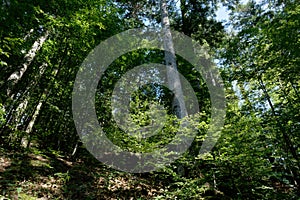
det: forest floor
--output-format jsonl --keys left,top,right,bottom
{"left": 1, "top": 147, "right": 297, "bottom": 199}
{"left": 0, "top": 147, "right": 166, "bottom": 200}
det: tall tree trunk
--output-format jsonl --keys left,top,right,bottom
{"left": 20, "top": 68, "right": 58, "bottom": 148}
{"left": 160, "top": 0, "right": 187, "bottom": 119}
{"left": 257, "top": 75, "right": 299, "bottom": 187}
{"left": 180, "top": 0, "right": 189, "bottom": 36}
{"left": 7, "top": 31, "right": 49, "bottom": 98}
{"left": 160, "top": 0, "right": 188, "bottom": 176}
{"left": 21, "top": 93, "right": 45, "bottom": 148}
{"left": 258, "top": 76, "right": 298, "bottom": 162}
{"left": 10, "top": 63, "right": 48, "bottom": 130}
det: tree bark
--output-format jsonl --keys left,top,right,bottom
{"left": 9, "top": 63, "right": 48, "bottom": 130}
{"left": 7, "top": 31, "right": 49, "bottom": 98}
{"left": 160, "top": 0, "right": 188, "bottom": 176}
{"left": 20, "top": 68, "right": 58, "bottom": 148}
{"left": 160, "top": 0, "right": 187, "bottom": 119}
{"left": 180, "top": 0, "right": 189, "bottom": 36}
{"left": 21, "top": 94, "right": 44, "bottom": 148}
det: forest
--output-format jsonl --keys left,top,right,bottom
{"left": 0, "top": 0, "right": 299, "bottom": 199}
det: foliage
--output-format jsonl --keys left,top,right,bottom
{"left": 0, "top": 0, "right": 299, "bottom": 199}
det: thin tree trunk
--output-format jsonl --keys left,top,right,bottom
{"left": 23, "top": 28, "right": 34, "bottom": 41}
{"left": 21, "top": 94, "right": 45, "bottom": 148}
{"left": 180, "top": 0, "right": 189, "bottom": 36}
{"left": 258, "top": 76, "right": 298, "bottom": 162}
{"left": 71, "top": 142, "right": 79, "bottom": 157}
{"left": 10, "top": 63, "right": 48, "bottom": 130}
{"left": 21, "top": 68, "right": 58, "bottom": 148}
{"left": 257, "top": 75, "right": 299, "bottom": 187}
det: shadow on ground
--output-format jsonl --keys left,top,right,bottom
{"left": 0, "top": 147, "right": 163, "bottom": 199}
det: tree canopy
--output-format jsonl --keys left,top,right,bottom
{"left": 0, "top": 0, "right": 299, "bottom": 199}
